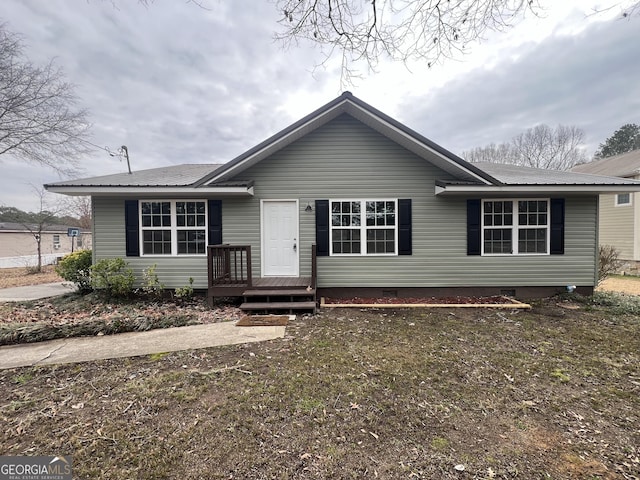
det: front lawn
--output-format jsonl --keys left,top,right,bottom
{"left": 1, "top": 296, "right": 639, "bottom": 478}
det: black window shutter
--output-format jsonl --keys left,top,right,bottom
{"left": 208, "top": 199, "right": 223, "bottom": 245}
{"left": 315, "top": 200, "right": 329, "bottom": 257}
{"left": 550, "top": 198, "right": 565, "bottom": 255}
{"left": 398, "top": 199, "right": 412, "bottom": 255}
{"left": 467, "top": 199, "right": 481, "bottom": 256}
{"left": 124, "top": 200, "right": 139, "bottom": 257}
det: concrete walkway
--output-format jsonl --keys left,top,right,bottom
{"left": 0, "top": 322, "right": 286, "bottom": 370}
{"left": 0, "top": 282, "right": 77, "bottom": 302}
{"left": 0, "top": 282, "right": 287, "bottom": 369}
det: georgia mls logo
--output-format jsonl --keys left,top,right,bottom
{"left": 0, "top": 455, "right": 72, "bottom": 480}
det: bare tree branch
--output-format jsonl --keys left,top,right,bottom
{"left": 275, "top": 1, "right": 640, "bottom": 87}
{"left": 463, "top": 124, "right": 587, "bottom": 170}
{"left": 13, "top": 186, "right": 67, "bottom": 272}
{"left": 0, "top": 23, "right": 91, "bottom": 176}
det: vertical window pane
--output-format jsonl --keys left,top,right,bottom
{"left": 518, "top": 228, "right": 547, "bottom": 253}
{"left": 484, "top": 229, "right": 512, "bottom": 254}
{"left": 142, "top": 229, "right": 171, "bottom": 255}
{"left": 332, "top": 228, "right": 360, "bottom": 254}
{"left": 366, "top": 228, "right": 395, "bottom": 254}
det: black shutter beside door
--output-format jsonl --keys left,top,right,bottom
{"left": 315, "top": 200, "right": 329, "bottom": 257}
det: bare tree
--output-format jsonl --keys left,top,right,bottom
{"left": 0, "top": 23, "right": 91, "bottom": 175}
{"left": 512, "top": 124, "right": 587, "bottom": 170}
{"left": 275, "top": 1, "right": 640, "bottom": 84}
{"left": 14, "top": 187, "right": 66, "bottom": 273}
{"left": 62, "top": 196, "right": 92, "bottom": 230}
{"left": 463, "top": 124, "right": 587, "bottom": 171}
{"left": 463, "top": 142, "right": 514, "bottom": 164}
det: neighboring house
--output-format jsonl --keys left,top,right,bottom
{"left": 0, "top": 223, "right": 92, "bottom": 269}
{"left": 572, "top": 149, "right": 640, "bottom": 272}
{"left": 45, "top": 92, "right": 640, "bottom": 307}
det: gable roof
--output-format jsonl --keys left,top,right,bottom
{"left": 44, "top": 93, "right": 640, "bottom": 197}
{"left": 571, "top": 150, "right": 640, "bottom": 178}
{"left": 196, "top": 91, "right": 499, "bottom": 187}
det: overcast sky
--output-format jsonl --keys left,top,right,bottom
{"left": 2, "top": 0, "right": 639, "bottom": 212}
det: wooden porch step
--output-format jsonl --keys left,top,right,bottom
{"left": 240, "top": 301, "right": 317, "bottom": 311}
{"left": 243, "top": 289, "right": 315, "bottom": 297}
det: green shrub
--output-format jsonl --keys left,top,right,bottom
{"left": 175, "top": 277, "right": 194, "bottom": 300}
{"left": 141, "top": 264, "right": 164, "bottom": 297}
{"left": 90, "top": 258, "right": 135, "bottom": 297}
{"left": 55, "top": 250, "right": 93, "bottom": 293}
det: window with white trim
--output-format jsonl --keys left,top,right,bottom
{"left": 140, "top": 200, "right": 207, "bottom": 256}
{"left": 330, "top": 200, "right": 397, "bottom": 255}
{"left": 616, "top": 193, "right": 631, "bottom": 206}
{"left": 53, "top": 234, "right": 60, "bottom": 249}
{"left": 482, "top": 199, "right": 549, "bottom": 255}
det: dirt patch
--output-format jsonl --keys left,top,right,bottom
{"left": 0, "top": 265, "right": 62, "bottom": 289}
{"left": 598, "top": 275, "right": 640, "bottom": 295}
{"left": 1, "top": 303, "right": 638, "bottom": 478}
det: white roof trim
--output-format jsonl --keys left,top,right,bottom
{"left": 204, "top": 96, "right": 494, "bottom": 186}
{"left": 343, "top": 102, "right": 492, "bottom": 185}
{"left": 204, "top": 100, "right": 348, "bottom": 184}
{"left": 46, "top": 186, "right": 254, "bottom": 196}
{"left": 435, "top": 185, "right": 640, "bottom": 195}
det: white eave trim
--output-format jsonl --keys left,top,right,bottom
{"left": 344, "top": 103, "right": 493, "bottom": 185}
{"left": 204, "top": 97, "right": 494, "bottom": 186}
{"left": 435, "top": 184, "right": 640, "bottom": 195}
{"left": 204, "top": 101, "right": 348, "bottom": 184}
{"left": 45, "top": 186, "right": 254, "bottom": 196}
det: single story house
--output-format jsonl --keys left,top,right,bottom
{"left": 45, "top": 93, "right": 640, "bottom": 308}
{"left": 0, "top": 222, "right": 91, "bottom": 269}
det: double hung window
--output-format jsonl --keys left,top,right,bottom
{"left": 140, "top": 200, "right": 207, "bottom": 256}
{"left": 330, "top": 200, "right": 397, "bottom": 255}
{"left": 482, "top": 199, "right": 549, "bottom": 255}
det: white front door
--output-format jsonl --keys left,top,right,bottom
{"left": 262, "top": 200, "right": 299, "bottom": 277}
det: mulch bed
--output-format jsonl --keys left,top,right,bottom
{"left": 323, "top": 295, "right": 517, "bottom": 305}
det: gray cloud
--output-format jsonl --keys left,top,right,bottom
{"left": 400, "top": 17, "right": 640, "bottom": 155}
{"left": 1, "top": 1, "right": 639, "bottom": 212}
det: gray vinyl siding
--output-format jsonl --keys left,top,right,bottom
{"left": 92, "top": 197, "right": 208, "bottom": 288}
{"left": 599, "top": 193, "right": 635, "bottom": 260}
{"left": 229, "top": 114, "right": 598, "bottom": 288}
{"left": 92, "top": 114, "right": 599, "bottom": 289}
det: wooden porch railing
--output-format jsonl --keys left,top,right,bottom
{"left": 207, "top": 245, "right": 252, "bottom": 288}
{"left": 311, "top": 243, "right": 317, "bottom": 290}
{"left": 208, "top": 243, "right": 318, "bottom": 290}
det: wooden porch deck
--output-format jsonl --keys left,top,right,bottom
{"left": 207, "top": 244, "right": 317, "bottom": 313}
{"left": 252, "top": 277, "right": 312, "bottom": 289}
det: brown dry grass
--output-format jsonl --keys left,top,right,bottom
{"left": 1, "top": 302, "right": 638, "bottom": 479}
{"left": 598, "top": 274, "right": 640, "bottom": 295}
{"left": 0, "top": 266, "right": 62, "bottom": 289}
